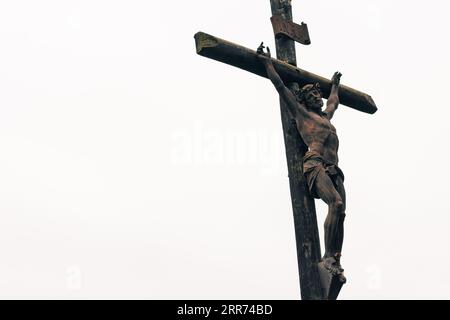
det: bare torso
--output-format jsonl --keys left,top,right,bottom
{"left": 295, "top": 110, "right": 339, "bottom": 165}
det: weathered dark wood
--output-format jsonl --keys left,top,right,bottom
{"left": 318, "top": 261, "right": 345, "bottom": 300}
{"left": 269, "top": 0, "right": 323, "bottom": 301}
{"left": 194, "top": 31, "right": 377, "bottom": 114}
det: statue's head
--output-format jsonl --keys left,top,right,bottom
{"left": 294, "top": 83, "right": 324, "bottom": 112}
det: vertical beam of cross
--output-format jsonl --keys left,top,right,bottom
{"left": 269, "top": 0, "right": 324, "bottom": 300}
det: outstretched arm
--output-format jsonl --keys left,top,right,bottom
{"left": 256, "top": 43, "right": 309, "bottom": 119}
{"left": 324, "top": 71, "right": 342, "bottom": 119}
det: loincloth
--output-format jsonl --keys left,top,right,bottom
{"left": 302, "top": 150, "right": 345, "bottom": 199}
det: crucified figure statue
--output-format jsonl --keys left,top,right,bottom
{"left": 257, "top": 43, "right": 346, "bottom": 279}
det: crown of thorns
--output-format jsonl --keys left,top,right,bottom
{"left": 296, "top": 83, "right": 322, "bottom": 101}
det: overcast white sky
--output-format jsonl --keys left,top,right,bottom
{"left": 0, "top": 0, "right": 449, "bottom": 299}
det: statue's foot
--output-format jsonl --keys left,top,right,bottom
{"left": 322, "top": 253, "right": 345, "bottom": 279}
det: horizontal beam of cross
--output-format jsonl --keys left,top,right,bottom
{"left": 194, "top": 32, "right": 377, "bottom": 114}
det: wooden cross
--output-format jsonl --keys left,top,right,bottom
{"left": 194, "top": 0, "right": 377, "bottom": 300}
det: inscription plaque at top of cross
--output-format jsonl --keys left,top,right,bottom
{"left": 194, "top": 0, "right": 377, "bottom": 300}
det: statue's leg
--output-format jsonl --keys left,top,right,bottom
{"left": 333, "top": 176, "right": 346, "bottom": 255}
{"left": 312, "top": 170, "right": 344, "bottom": 259}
